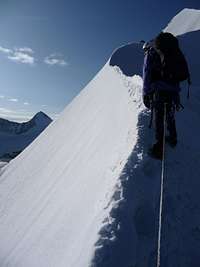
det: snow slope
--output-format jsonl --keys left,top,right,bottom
{"left": 0, "top": 111, "right": 52, "bottom": 160}
{"left": 0, "top": 63, "right": 144, "bottom": 267}
{"left": 164, "top": 8, "right": 200, "bottom": 36}
{"left": 0, "top": 8, "right": 200, "bottom": 267}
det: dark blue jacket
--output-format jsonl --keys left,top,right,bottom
{"left": 143, "top": 48, "right": 181, "bottom": 96}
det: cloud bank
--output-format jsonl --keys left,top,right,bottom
{"left": 0, "top": 107, "right": 33, "bottom": 122}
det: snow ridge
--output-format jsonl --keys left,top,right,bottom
{"left": 92, "top": 8, "right": 200, "bottom": 267}
{"left": 0, "top": 63, "right": 143, "bottom": 267}
{"left": 0, "top": 8, "right": 200, "bottom": 267}
{"left": 164, "top": 8, "right": 200, "bottom": 36}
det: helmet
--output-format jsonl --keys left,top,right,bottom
{"left": 142, "top": 42, "right": 150, "bottom": 51}
{"left": 142, "top": 40, "right": 155, "bottom": 52}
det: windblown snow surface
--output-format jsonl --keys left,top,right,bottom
{"left": 0, "top": 8, "right": 200, "bottom": 267}
{"left": 165, "top": 8, "right": 200, "bottom": 36}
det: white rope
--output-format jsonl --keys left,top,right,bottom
{"left": 156, "top": 103, "right": 167, "bottom": 267}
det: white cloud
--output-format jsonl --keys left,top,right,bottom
{"left": 44, "top": 54, "right": 68, "bottom": 66}
{"left": 0, "top": 45, "right": 35, "bottom": 65}
{"left": 0, "top": 46, "right": 12, "bottom": 54}
{"left": 0, "top": 45, "right": 67, "bottom": 67}
{"left": 0, "top": 95, "right": 5, "bottom": 99}
{"left": 23, "top": 102, "right": 30, "bottom": 105}
{"left": 8, "top": 98, "right": 18, "bottom": 102}
{"left": 17, "top": 47, "right": 34, "bottom": 54}
{"left": 8, "top": 51, "right": 35, "bottom": 65}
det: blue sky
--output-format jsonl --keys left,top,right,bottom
{"left": 0, "top": 0, "right": 199, "bottom": 122}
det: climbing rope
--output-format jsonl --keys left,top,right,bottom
{"left": 156, "top": 103, "right": 167, "bottom": 267}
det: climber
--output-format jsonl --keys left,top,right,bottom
{"left": 142, "top": 32, "right": 190, "bottom": 159}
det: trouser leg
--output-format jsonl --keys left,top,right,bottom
{"left": 166, "top": 105, "right": 177, "bottom": 141}
{"left": 155, "top": 103, "right": 164, "bottom": 144}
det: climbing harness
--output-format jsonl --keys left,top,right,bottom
{"left": 156, "top": 103, "right": 167, "bottom": 267}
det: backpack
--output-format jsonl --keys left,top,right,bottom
{"left": 154, "top": 32, "right": 190, "bottom": 83}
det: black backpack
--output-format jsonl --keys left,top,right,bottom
{"left": 155, "top": 32, "right": 190, "bottom": 83}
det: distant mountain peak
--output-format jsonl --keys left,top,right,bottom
{"left": 0, "top": 111, "right": 52, "bottom": 159}
{"left": 32, "top": 111, "right": 52, "bottom": 123}
{"left": 0, "top": 111, "right": 52, "bottom": 136}
{"left": 36, "top": 111, "right": 46, "bottom": 116}
{"left": 35, "top": 111, "right": 49, "bottom": 117}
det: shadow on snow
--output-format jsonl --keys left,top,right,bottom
{"left": 91, "top": 110, "right": 161, "bottom": 267}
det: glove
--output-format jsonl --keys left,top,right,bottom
{"left": 143, "top": 94, "right": 151, "bottom": 109}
